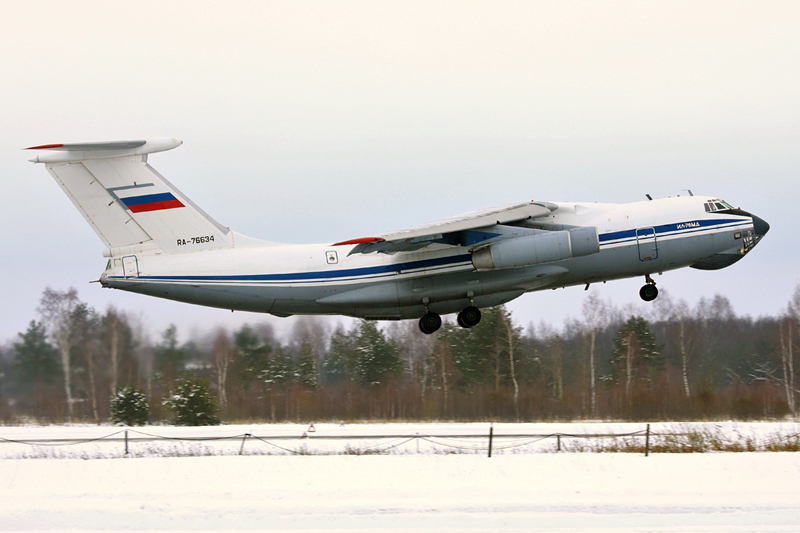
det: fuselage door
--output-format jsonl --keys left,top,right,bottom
{"left": 122, "top": 255, "right": 139, "bottom": 278}
{"left": 636, "top": 228, "right": 658, "bottom": 261}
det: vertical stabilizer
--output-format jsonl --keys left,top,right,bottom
{"left": 27, "top": 138, "right": 233, "bottom": 255}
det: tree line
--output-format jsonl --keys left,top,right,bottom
{"left": 1, "top": 286, "right": 798, "bottom": 424}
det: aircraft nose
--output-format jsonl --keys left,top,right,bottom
{"left": 752, "top": 214, "right": 770, "bottom": 237}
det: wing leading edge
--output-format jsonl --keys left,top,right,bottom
{"left": 335, "top": 201, "right": 558, "bottom": 254}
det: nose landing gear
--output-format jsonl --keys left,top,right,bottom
{"left": 639, "top": 274, "right": 659, "bottom": 302}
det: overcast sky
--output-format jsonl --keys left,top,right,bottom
{"left": 1, "top": 1, "right": 798, "bottom": 344}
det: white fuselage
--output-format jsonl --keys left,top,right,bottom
{"left": 103, "top": 195, "right": 760, "bottom": 320}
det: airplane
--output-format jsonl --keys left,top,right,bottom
{"left": 26, "top": 138, "right": 770, "bottom": 334}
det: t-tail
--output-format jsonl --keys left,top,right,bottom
{"left": 26, "top": 138, "right": 238, "bottom": 257}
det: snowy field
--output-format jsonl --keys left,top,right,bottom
{"left": 2, "top": 421, "right": 800, "bottom": 457}
{"left": 2, "top": 422, "right": 800, "bottom": 532}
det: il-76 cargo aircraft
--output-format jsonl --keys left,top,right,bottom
{"left": 27, "top": 138, "right": 769, "bottom": 334}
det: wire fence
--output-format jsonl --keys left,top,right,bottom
{"left": 0, "top": 425, "right": 657, "bottom": 458}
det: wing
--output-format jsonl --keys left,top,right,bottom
{"left": 335, "top": 201, "right": 557, "bottom": 254}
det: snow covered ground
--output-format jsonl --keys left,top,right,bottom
{"left": 2, "top": 421, "right": 799, "bottom": 457}
{"left": 1, "top": 422, "right": 800, "bottom": 532}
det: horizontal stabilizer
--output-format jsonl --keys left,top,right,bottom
{"left": 27, "top": 138, "right": 181, "bottom": 165}
{"left": 27, "top": 140, "right": 146, "bottom": 151}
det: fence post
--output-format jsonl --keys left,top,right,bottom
{"left": 488, "top": 425, "right": 494, "bottom": 458}
{"left": 239, "top": 433, "right": 250, "bottom": 455}
{"left": 125, "top": 430, "right": 129, "bottom": 455}
{"left": 645, "top": 424, "right": 650, "bottom": 457}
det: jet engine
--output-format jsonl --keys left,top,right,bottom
{"left": 471, "top": 227, "right": 599, "bottom": 270}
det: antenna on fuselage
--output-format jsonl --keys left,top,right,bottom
{"left": 683, "top": 189, "right": 694, "bottom": 196}
{"left": 645, "top": 194, "right": 653, "bottom": 201}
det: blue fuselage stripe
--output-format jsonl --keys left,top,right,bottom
{"left": 114, "top": 253, "right": 473, "bottom": 283}
{"left": 599, "top": 218, "right": 746, "bottom": 244}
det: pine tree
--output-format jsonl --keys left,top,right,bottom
{"left": 259, "top": 347, "right": 291, "bottom": 390}
{"left": 153, "top": 324, "right": 188, "bottom": 383}
{"left": 163, "top": 377, "right": 221, "bottom": 426}
{"left": 110, "top": 386, "right": 149, "bottom": 426}
{"left": 233, "top": 324, "right": 273, "bottom": 388}
{"left": 444, "top": 307, "right": 516, "bottom": 389}
{"left": 323, "top": 325, "right": 358, "bottom": 384}
{"left": 13, "top": 320, "right": 60, "bottom": 385}
{"left": 353, "top": 321, "right": 402, "bottom": 386}
{"left": 610, "top": 315, "right": 664, "bottom": 416}
{"left": 294, "top": 339, "right": 318, "bottom": 390}
{"left": 13, "top": 320, "right": 61, "bottom": 419}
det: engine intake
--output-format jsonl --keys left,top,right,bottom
{"left": 471, "top": 227, "right": 599, "bottom": 270}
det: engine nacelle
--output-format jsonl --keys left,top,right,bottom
{"left": 471, "top": 227, "right": 599, "bottom": 270}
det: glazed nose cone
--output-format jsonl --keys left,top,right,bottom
{"left": 752, "top": 215, "right": 770, "bottom": 237}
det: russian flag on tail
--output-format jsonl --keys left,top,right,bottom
{"left": 121, "top": 192, "right": 185, "bottom": 213}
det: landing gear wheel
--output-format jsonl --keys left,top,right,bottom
{"left": 457, "top": 306, "right": 482, "bottom": 328}
{"left": 419, "top": 312, "right": 442, "bottom": 334}
{"left": 639, "top": 284, "right": 659, "bottom": 302}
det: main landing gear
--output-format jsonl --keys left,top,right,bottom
{"left": 418, "top": 306, "right": 482, "bottom": 335}
{"left": 639, "top": 274, "right": 659, "bottom": 302}
{"left": 457, "top": 306, "right": 481, "bottom": 329}
{"left": 418, "top": 312, "right": 442, "bottom": 335}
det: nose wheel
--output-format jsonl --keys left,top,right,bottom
{"left": 639, "top": 275, "right": 659, "bottom": 302}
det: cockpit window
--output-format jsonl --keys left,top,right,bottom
{"left": 704, "top": 199, "right": 734, "bottom": 212}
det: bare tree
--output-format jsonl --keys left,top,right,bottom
{"left": 501, "top": 312, "right": 521, "bottom": 420}
{"left": 582, "top": 293, "right": 608, "bottom": 417}
{"left": 780, "top": 286, "right": 800, "bottom": 414}
{"left": 212, "top": 329, "right": 233, "bottom": 408}
{"left": 672, "top": 300, "right": 695, "bottom": 398}
{"left": 538, "top": 322, "right": 564, "bottom": 401}
{"left": 70, "top": 303, "right": 100, "bottom": 422}
{"left": 104, "top": 307, "right": 123, "bottom": 395}
{"left": 38, "top": 287, "right": 80, "bottom": 421}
